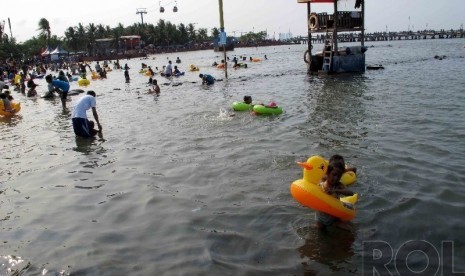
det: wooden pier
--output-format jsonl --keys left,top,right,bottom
{"left": 293, "top": 29, "right": 465, "bottom": 44}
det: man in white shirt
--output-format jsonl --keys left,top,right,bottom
{"left": 71, "top": 91, "right": 102, "bottom": 137}
{"left": 165, "top": 60, "right": 173, "bottom": 77}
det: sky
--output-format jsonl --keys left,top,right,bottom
{"left": 2, "top": 0, "right": 465, "bottom": 43}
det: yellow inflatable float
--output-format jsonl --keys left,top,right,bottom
{"left": 0, "top": 101, "right": 21, "bottom": 116}
{"left": 78, "top": 78, "right": 90, "bottom": 87}
{"left": 290, "top": 155, "right": 358, "bottom": 221}
{"left": 91, "top": 72, "right": 100, "bottom": 80}
{"left": 14, "top": 74, "right": 22, "bottom": 85}
{"left": 189, "top": 64, "right": 199, "bottom": 71}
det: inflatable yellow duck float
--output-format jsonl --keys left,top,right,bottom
{"left": 290, "top": 155, "right": 358, "bottom": 221}
{"left": 0, "top": 101, "right": 21, "bottom": 116}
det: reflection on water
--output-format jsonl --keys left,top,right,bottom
{"left": 298, "top": 226, "right": 355, "bottom": 271}
{"left": 298, "top": 74, "right": 369, "bottom": 153}
{"left": 0, "top": 255, "right": 29, "bottom": 275}
{"left": 294, "top": 216, "right": 356, "bottom": 274}
{"left": 73, "top": 132, "right": 105, "bottom": 155}
{"left": 0, "top": 114, "right": 23, "bottom": 127}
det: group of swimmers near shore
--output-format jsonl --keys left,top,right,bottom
{"left": 1, "top": 52, "right": 272, "bottom": 138}
{"left": 2, "top": 54, "right": 362, "bottom": 236}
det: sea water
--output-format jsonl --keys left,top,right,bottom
{"left": 1, "top": 38, "right": 465, "bottom": 275}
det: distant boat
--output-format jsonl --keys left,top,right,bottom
{"left": 366, "top": 65, "right": 384, "bottom": 70}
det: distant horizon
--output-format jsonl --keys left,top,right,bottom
{"left": 4, "top": 20, "right": 464, "bottom": 45}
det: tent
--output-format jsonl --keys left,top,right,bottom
{"left": 41, "top": 45, "right": 53, "bottom": 56}
{"left": 50, "top": 45, "right": 68, "bottom": 55}
{"left": 49, "top": 45, "right": 68, "bottom": 61}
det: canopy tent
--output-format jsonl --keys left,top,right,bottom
{"left": 40, "top": 45, "right": 69, "bottom": 61}
{"left": 41, "top": 45, "right": 53, "bottom": 56}
{"left": 50, "top": 45, "right": 68, "bottom": 55}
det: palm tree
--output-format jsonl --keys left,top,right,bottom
{"left": 96, "top": 24, "right": 107, "bottom": 39}
{"left": 165, "top": 22, "right": 178, "bottom": 46}
{"left": 197, "top": 28, "right": 208, "bottom": 43}
{"left": 112, "top": 23, "right": 125, "bottom": 52}
{"left": 76, "top": 23, "right": 87, "bottom": 52}
{"left": 211, "top": 27, "right": 220, "bottom": 39}
{"left": 64, "top": 26, "right": 79, "bottom": 52}
{"left": 86, "top": 23, "right": 97, "bottom": 55}
{"left": 37, "top": 18, "right": 51, "bottom": 46}
{"left": 187, "top": 23, "right": 196, "bottom": 43}
{"left": 177, "top": 23, "right": 189, "bottom": 44}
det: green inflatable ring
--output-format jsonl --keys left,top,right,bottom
{"left": 232, "top": 102, "right": 252, "bottom": 111}
{"left": 253, "top": 104, "right": 283, "bottom": 115}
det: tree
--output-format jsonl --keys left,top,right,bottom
{"left": 177, "top": 23, "right": 189, "bottom": 44}
{"left": 211, "top": 27, "right": 220, "bottom": 39}
{"left": 64, "top": 26, "right": 79, "bottom": 52}
{"left": 37, "top": 18, "right": 51, "bottom": 46}
{"left": 76, "top": 23, "right": 87, "bottom": 47}
{"left": 0, "top": 38, "right": 22, "bottom": 60}
{"left": 111, "top": 23, "right": 125, "bottom": 52}
{"left": 86, "top": 23, "right": 97, "bottom": 55}
{"left": 96, "top": 24, "right": 107, "bottom": 39}
{"left": 197, "top": 28, "right": 208, "bottom": 43}
{"left": 187, "top": 23, "right": 197, "bottom": 43}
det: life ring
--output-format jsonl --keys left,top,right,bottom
{"left": 232, "top": 102, "right": 252, "bottom": 111}
{"left": 78, "top": 78, "right": 90, "bottom": 87}
{"left": 253, "top": 104, "right": 283, "bottom": 115}
{"left": 91, "top": 72, "right": 99, "bottom": 80}
{"left": 309, "top": 13, "right": 319, "bottom": 30}
{"left": 290, "top": 156, "right": 358, "bottom": 221}
{"left": 304, "top": 50, "right": 309, "bottom": 64}
{"left": 0, "top": 101, "right": 21, "bottom": 116}
{"left": 189, "top": 64, "right": 199, "bottom": 71}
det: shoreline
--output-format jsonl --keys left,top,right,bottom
{"left": 76, "top": 40, "right": 295, "bottom": 62}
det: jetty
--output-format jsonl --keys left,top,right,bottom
{"left": 293, "top": 29, "right": 465, "bottom": 44}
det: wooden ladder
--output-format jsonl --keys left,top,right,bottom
{"left": 322, "top": 29, "right": 333, "bottom": 72}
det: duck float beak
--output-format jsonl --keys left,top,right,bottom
{"left": 297, "top": 162, "right": 313, "bottom": 170}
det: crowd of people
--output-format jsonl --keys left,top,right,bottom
{"left": 1, "top": 52, "right": 272, "bottom": 138}
{"left": 2, "top": 54, "right": 361, "bottom": 235}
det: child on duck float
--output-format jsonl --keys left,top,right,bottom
{"left": 317, "top": 161, "right": 355, "bottom": 231}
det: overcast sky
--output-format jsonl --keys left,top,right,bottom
{"left": 2, "top": 0, "right": 465, "bottom": 43}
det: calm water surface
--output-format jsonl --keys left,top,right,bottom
{"left": 1, "top": 38, "right": 465, "bottom": 275}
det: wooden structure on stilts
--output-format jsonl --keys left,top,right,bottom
{"left": 298, "top": 0, "right": 366, "bottom": 74}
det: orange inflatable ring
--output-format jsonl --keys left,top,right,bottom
{"left": 0, "top": 101, "right": 21, "bottom": 116}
